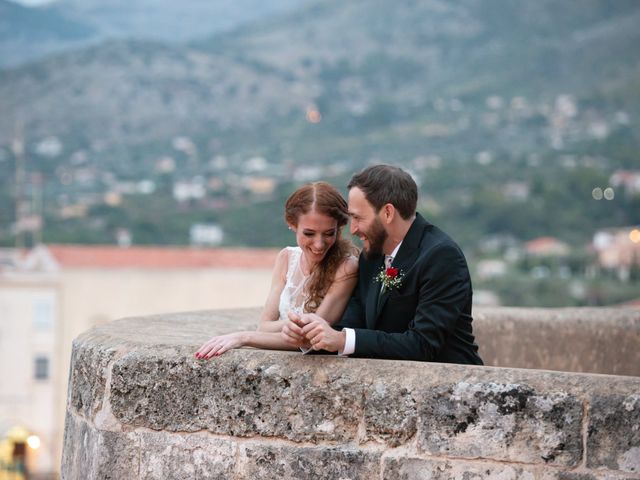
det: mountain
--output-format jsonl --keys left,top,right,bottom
{"left": 0, "top": 0, "right": 95, "bottom": 67}
{"left": 0, "top": 0, "right": 93, "bottom": 42}
{"left": 1, "top": 0, "right": 639, "bottom": 308}
{"left": 202, "top": 0, "right": 640, "bottom": 105}
{"left": 51, "top": 0, "right": 304, "bottom": 42}
{"left": 1, "top": 0, "right": 639, "bottom": 166}
{"left": 0, "top": 0, "right": 306, "bottom": 67}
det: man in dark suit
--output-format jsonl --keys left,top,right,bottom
{"left": 283, "top": 164, "right": 482, "bottom": 364}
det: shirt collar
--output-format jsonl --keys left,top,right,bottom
{"left": 388, "top": 241, "right": 402, "bottom": 259}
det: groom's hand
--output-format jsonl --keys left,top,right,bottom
{"left": 282, "top": 311, "right": 308, "bottom": 347}
{"left": 301, "top": 313, "right": 346, "bottom": 353}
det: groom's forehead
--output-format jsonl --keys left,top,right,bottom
{"left": 348, "top": 188, "right": 375, "bottom": 215}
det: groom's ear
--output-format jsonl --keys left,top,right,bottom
{"left": 380, "top": 203, "right": 396, "bottom": 224}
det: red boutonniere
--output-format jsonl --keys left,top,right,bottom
{"left": 376, "top": 266, "right": 404, "bottom": 291}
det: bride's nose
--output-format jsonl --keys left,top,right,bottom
{"left": 313, "top": 235, "right": 325, "bottom": 250}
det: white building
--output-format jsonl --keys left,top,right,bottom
{"left": 0, "top": 244, "right": 278, "bottom": 478}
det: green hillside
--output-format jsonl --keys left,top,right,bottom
{"left": 1, "top": 0, "right": 639, "bottom": 305}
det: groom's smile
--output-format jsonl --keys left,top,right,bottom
{"left": 348, "top": 187, "right": 388, "bottom": 258}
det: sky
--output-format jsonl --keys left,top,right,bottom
{"left": 13, "top": 0, "right": 56, "bottom": 5}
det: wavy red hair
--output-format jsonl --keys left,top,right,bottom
{"left": 285, "top": 182, "right": 357, "bottom": 312}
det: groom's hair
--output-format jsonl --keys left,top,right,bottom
{"left": 348, "top": 164, "right": 417, "bottom": 220}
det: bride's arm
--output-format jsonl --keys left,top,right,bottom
{"left": 256, "top": 248, "right": 289, "bottom": 332}
{"left": 195, "top": 331, "right": 299, "bottom": 359}
{"left": 195, "top": 249, "right": 291, "bottom": 359}
{"left": 314, "top": 256, "right": 359, "bottom": 325}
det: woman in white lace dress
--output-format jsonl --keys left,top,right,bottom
{"left": 195, "top": 182, "right": 358, "bottom": 359}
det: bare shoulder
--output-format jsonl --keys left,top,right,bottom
{"left": 276, "top": 247, "right": 290, "bottom": 262}
{"left": 272, "top": 247, "right": 290, "bottom": 279}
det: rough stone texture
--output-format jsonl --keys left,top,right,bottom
{"left": 474, "top": 307, "right": 640, "bottom": 376}
{"left": 382, "top": 457, "right": 638, "bottom": 480}
{"left": 239, "top": 443, "right": 381, "bottom": 480}
{"left": 61, "top": 412, "right": 138, "bottom": 480}
{"left": 362, "top": 378, "right": 418, "bottom": 446}
{"left": 587, "top": 393, "right": 640, "bottom": 473}
{"left": 61, "top": 308, "right": 640, "bottom": 479}
{"left": 382, "top": 456, "right": 541, "bottom": 480}
{"left": 66, "top": 335, "right": 121, "bottom": 419}
{"left": 419, "top": 382, "right": 583, "bottom": 465}
{"left": 109, "top": 351, "right": 364, "bottom": 442}
{"left": 138, "top": 432, "right": 236, "bottom": 480}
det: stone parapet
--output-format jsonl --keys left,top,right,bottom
{"left": 61, "top": 308, "right": 640, "bottom": 479}
{"left": 474, "top": 307, "right": 640, "bottom": 376}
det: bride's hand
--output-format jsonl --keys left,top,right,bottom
{"left": 195, "top": 332, "right": 246, "bottom": 359}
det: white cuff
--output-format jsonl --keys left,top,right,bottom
{"left": 338, "top": 328, "right": 355, "bottom": 356}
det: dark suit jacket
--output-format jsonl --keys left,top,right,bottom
{"left": 337, "top": 213, "right": 483, "bottom": 364}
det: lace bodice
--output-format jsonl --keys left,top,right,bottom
{"left": 278, "top": 247, "right": 309, "bottom": 321}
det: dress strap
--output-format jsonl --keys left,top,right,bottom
{"left": 286, "top": 247, "right": 302, "bottom": 283}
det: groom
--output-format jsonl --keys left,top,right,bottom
{"left": 283, "top": 164, "right": 483, "bottom": 364}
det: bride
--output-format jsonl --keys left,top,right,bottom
{"left": 195, "top": 181, "right": 358, "bottom": 358}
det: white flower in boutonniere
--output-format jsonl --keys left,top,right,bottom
{"left": 375, "top": 266, "right": 404, "bottom": 291}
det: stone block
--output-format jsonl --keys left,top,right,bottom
{"left": 138, "top": 431, "right": 236, "bottom": 480}
{"left": 418, "top": 382, "right": 583, "bottom": 466}
{"left": 239, "top": 442, "right": 381, "bottom": 479}
{"left": 362, "top": 378, "right": 417, "bottom": 446}
{"left": 61, "top": 411, "right": 139, "bottom": 479}
{"left": 587, "top": 393, "right": 640, "bottom": 473}
{"left": 383, "top": 456, "right": 564, "bottom": 480}
{"left": 383, "top": 457, "right": 638, "bottom": 480}
{"left": 67, "top": 338, "right": 120, "bottom": 419}
{"left": 109, "top": 351, "right": 364, "bottom": 442}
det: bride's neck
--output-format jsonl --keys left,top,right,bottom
{"left": 300, "top": 252, "right": 319, "bottom": 276}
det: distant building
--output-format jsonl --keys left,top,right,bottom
{"left": 593, "top": 227, "right": 640, "bottom": 279}
{"left": 616, "top": 298, "right": 640, "bottom": 308}
{"left": 173, "top": 178, "right": 206, "bottom": 202}
{"left": 502, "top": 182, "right": 530, "bottom": 201}
{"left": 155, "top": 156, "right": 176, "bottom": 174}
{"left": 190, "top": 223, "right": 224, "bottom": 246}
{"left": 0, "top": 244, "right": 279, "bottom": 478}
{"left": 524, "top": 237, "right": 570, "bottom": 257}
{"left": 473, "top": 289, "right": 501, "bottom": 306}
{"left": 610, "top": 170, "right": 640, "bottom": 196}
{"left": 476, "top": 259, "right": 508, "bottom": 280}
{"left": 242, "top": 176, "right": 277, "bottom": 196}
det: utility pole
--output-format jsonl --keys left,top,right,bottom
{"left": 12, "top": 124, "right": 26, "bottom": 248}
{"left": 31, "top": 172, "right": 43, "bottom": 245}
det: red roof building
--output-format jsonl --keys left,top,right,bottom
{"left": 13, "top": 244, "right": 280, "bottom": 272}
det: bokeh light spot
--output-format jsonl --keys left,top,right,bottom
{"left": 592, "top": 187, "right": 603, "bottom": 200}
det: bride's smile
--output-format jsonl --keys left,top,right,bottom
{"left": 290, "top": 210, "right": 338, "bottom": 271}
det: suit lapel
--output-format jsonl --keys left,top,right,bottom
{"left": 374, "top": 213, "right": 429, "bottom": 317}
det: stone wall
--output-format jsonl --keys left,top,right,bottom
{"left": 62, "top": 308, "right": 640, "bottom": 479}
{"left": 474, "top": 307, "right": 640, "bottom": 376}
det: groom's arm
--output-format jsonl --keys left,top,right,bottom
{"left": 352, "top": 244, "right": 470, "bottom": 361}
{"left": 332, "top": 277, "right": 365, "bottom": 355}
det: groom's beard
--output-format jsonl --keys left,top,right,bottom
{"left": 362, "top": 217, "right": 388, "bottom": 259}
